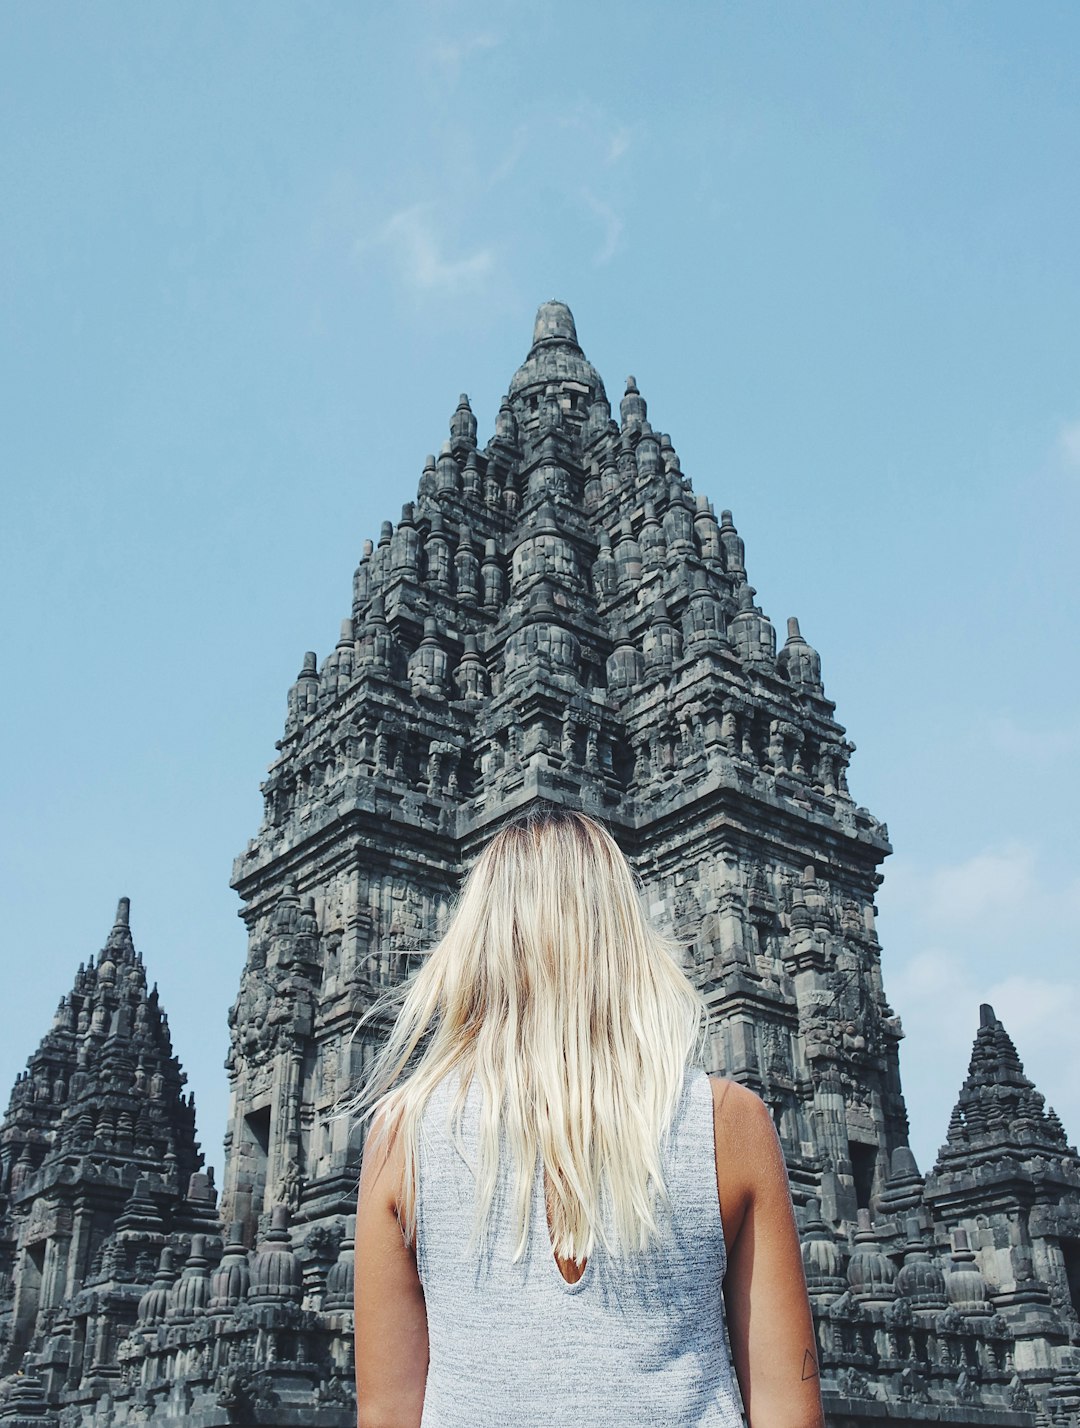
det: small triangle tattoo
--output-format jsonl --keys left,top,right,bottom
{"left": 801, "top": 1349, "right": 819, "bottom": 1381}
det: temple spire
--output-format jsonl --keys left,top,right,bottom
{"left": 933, "top": 1003, "right": 1075, "bottom": 1171}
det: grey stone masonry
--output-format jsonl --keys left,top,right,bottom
{"left": 0, "top": 900, "right": 216, "bottom": 1383}
{"left": 1, "top": 305, "right": 1077, "bottom": 1427}
{"left": 226, "top": 301, "right": 904, "bottom": 1249}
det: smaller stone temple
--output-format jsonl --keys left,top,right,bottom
{"left": 1, "top": 303, "right": 1079, "bottom": 1428}
{"left": 0, "top": 900, "right": 217, "bottom": 1383}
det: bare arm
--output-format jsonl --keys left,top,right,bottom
{"left": 354, "top": 1107, "right": 429, "bottom": 1428}
{"left": 712, "top": 1077, "right": 825, "bottom": 1428}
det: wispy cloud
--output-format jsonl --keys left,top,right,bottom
{"left": 486, "top": 125, "right": 531, "bottom": 189}
{"left": 879, "top": 840, "right": 1080, "bottom": 1167}
{"left": 980, "top": 711, "right": 1080, "bottom": 761}
{"left": 1057, "top": 418, "right": 1080, "bottom": 469}
{"left": 487, "top": 112, "right": 631, "bottom": 191}
{"left": 581, "top": 189, "right": 623, "bottom": 266}
{"left": 556, "top": 103, "right": 638, "bottom": 164}
{"left": 430, "top": 32, "right": 499, "bottom": 78}
{"left": 607, "top": 127, "right": 632, "bottom": 164}
{"left": 366, "top": 205, "right": 494, "bottom": 296}
{"left": 908, "top": 842, "right": 1036, "bottom": 927}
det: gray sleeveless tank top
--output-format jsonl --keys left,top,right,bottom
{"left": 415, "top": 1063, "right": 746, "bottom": 1427}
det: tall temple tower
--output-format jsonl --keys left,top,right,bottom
{"left": 223, "top": 299, "right": 905, "bottom": 1245}
{"left": 1, "top": 304, "right": 1078, "bottom": 1427}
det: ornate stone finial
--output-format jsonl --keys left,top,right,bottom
{"left": 639, "top": 502, "right": 665, "bottom": 570}
{"left": 945, "top": 1228, "right": 991, "bottom": 1315}
{"left": 352, "top": 540, "right": 376, "bottom": 615}
{"left": 510, "top": 304, "right": 603, "bottom": 420}
{"left": 693, "top": 495, "right": 722, "bottom": 562}
{"left": 683, "top": 573, "right": 727, "bottom": 654}
{"left": 729, "top": 584, "right": 777, "bottom": 666}
{"left": 642, "top": 595, "right": 681, "bottom": 674}
{"left": 248, "top": 1204, "right": 303, "bottom": 1306}
{"left": 847, "top": 1209, "right": 898, "bottom": 1304}
{"left": 495, "top": 395, "right": 517, "bottom": 443}
{"left": 875, "top": 1144, "right": 925, "bottom": 1220}
{"left": 718, "top": 508, "right": 746, "bottom": 574}
{"left": 530, "top": 497, "right": 560, "bottom": 535}
{"left": 481, "top": 538, "right": 506, "bottom": 611}
{"left": 891, "top": 1145, "right": 920, "bottom": 1179}
{"left": 408, "top": 616, "right": 449, "bottom": 697}
{"left": 455, "top": 523, "right": 481, "bottom": 604}
{"left": 436, "top": 444, "right": 460, "bottom": 496}
{"left": 584, "top": 393, "right": 611, "bottom": 446}
{"left": 462, "top": 449, "right": 481, "bottom": 498}
{"left": 274, "top": 882, "right": 299, "bottom": 931}
{"left": 777, "top": 616, "right": 823, "bottom": 692}
{"left": 661, "top": 435, "right": 682, "bottom": 475}
{"left": 450, "top": 393, "right": 477, "bottom": 455}
{"left": 453, "top": 634, "right": 489, "bottom": 703}
{"left": 137, "top": 1246, "right": 176, "bottom": 1327}
{"left": 529, "top": 585, "right": 557, "bottom": 621}
{"left": 600, "top": 452, "right": 619, "bottom": 496}
{"left": 532, "top": 301, "right": 578, "bottom": 347}
{"left": 10, "top": 1143, "right": 34, "bottom": 1194}
{"left": 418, "top": 452, "right": 438, "bottom": 501}
{"left": 102, "top": 894, "right": 137, "bottom": 961}
{"left": 895, "top": 1216, "right": 946, "bottom": 1310}
{"left": 613, "top": 520, "right": 643, "bottom": 592}
{"left": 605, "top": 620, "right": 644, "bottom": 694}
{"left": 636, "top": 423, "right": 661, "bottom": 477}
{"left": 187, "top": 1167, "right": 217, "bottom": 1205}
{"left": 167, "top": 1233, "right": 212, "bottom": 1323}
{"left": 591, "top": 528, "right": 618, "bottom": 599}
{"left": 663, "top": 477, "right": 695, "bottom": 552}
{"left": 620, "top": 375, "right": 647, "bottom": 430}
{"left": 799, "top": 1197, "right": 846, "bottom": 1296}
{"left": 115, "top": 1176, "right": 165, "bottom": 1236}
{"left": 323, "top": 1215, "right": 356, "bottom": 1312}
{"left": 208, "top": 1219, "right": 251, "bottom": 1315}
{"left": 354, "top": 593, "right": 397, "bottom": 677}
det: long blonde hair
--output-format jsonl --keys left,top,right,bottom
{"left": 350, "top": 806, "right": 710, "bottom": 1265}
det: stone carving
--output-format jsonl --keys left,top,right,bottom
{"left": 2, "top": 303, "right": 1079, "bottom": 1427}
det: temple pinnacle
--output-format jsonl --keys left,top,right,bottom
{"left": 531, "top": 300, "right": 578, "bottom": 348}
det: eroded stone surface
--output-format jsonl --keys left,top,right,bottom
{"left": 2, "top": 306, "right": 1078, "bottom": 1427}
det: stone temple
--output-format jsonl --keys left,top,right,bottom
{"left": 1, "top": 302, "right": 1078, "bottom": 1426}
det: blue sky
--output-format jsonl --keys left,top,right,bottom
{"left": 2, "top": 2, "right": 1078, "bottom": 1178}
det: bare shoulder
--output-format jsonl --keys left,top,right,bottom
{"left": 359, "top": 1102, "right": 407, "bottom": 1211}
{"left": 707, "top": 1073, "right": 775, "bottom": 1139}
{"left": 707, "top": 1075, "right": 788, "bottom": 1248}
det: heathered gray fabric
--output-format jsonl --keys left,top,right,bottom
{"left": 415, "top": 1064, "right": 746, "bottom": 1427}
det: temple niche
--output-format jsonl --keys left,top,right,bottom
{"left": 1, "top": 304, "right": 1078, "bottom": 1427}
